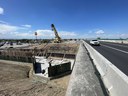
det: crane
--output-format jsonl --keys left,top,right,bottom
{"left": 51, "top": 24, "right": 62, "bottom": 43}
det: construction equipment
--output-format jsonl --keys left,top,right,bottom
{"left": 51, "top": 24, "right": 62, "bottom": 43}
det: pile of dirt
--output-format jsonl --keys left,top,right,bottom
{"left": 0, "top": 61, "right": 70, "bottom": 96}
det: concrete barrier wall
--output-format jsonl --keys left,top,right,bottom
{"left": 83, "top": 40, "right": 128, "bottom": 96}
{"left": 66, "top": 43, "right": 105, "bottom": 96}
{"left": 100, "top": 40, "right": 128, "bottom": 44}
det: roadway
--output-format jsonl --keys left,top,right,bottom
{"left": 85, "top": 41, "right": 128, "bottom": 76}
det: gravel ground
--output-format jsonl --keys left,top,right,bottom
{"left": 0, "top": 61, "right": 70, "bottom": 96}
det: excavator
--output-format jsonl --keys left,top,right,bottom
{"left": 51, "top": 24, "right": 62, "bottom": 43}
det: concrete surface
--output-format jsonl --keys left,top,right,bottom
{"left": 66, "top": 43, "right": 106, "bottom": 96}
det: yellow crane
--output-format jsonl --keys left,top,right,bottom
{"left": 51, "top": 24, "right": 62, "bottom": 43}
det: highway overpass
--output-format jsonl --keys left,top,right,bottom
{"left": 86, "top": 40, "right": 128, "bottom": 76}
{"left": 66, "top": 40, "right": 128, "bottom": 96}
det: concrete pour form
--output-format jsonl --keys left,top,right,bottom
{"left": 66, "top": 43, "right": 106, "bottom": 96}
{"left": 34, "top": 56, "right": 75, "bottom": 78}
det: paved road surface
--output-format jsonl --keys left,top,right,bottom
{"left": 86, "top": 41, "right": 128, "bottom": 76}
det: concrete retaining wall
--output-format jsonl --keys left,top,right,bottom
{"left": 83, "top": 40, "right": 128, "bottom": 96}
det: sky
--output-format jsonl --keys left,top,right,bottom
{"left": 0, "top": 0, "right": 128, "bottom": 39}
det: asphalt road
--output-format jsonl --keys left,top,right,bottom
{"left": 86, "top": 41, "right": 128, "bottom": 76}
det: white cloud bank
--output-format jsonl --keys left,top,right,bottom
{"left": 0, "top": 22, "right": 127, "bottom": 39}
{"left": 0, "top": 23, "right": 33, "bottom": 38}
{"left": 0, "top": 7, "right": 4, "bottom": 14}
{"left": 35, "top": 29, "right": 77, "bottom": 38}
{"left": 95, "top": 30, "right": 105, "bottom": 34}
{"left": 0, "top": 24, "right": 19, "bottom": 34}
{"left": 0, "top": 23, "right": 77, "bottom": 39}
{"left": 116, "top": 33, "right": 128, "bottom": 38}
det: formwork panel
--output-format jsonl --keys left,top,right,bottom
{"left": 48, "top": 62, "right": 71, "bottom": 77}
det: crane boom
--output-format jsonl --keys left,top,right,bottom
{"left": 51, "top": 24, "right": 61, "bottom": 43}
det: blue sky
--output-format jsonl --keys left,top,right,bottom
{"left": 0, "top": 0, "right": 128, "bottom": 39}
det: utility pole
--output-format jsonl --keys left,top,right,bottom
{"left": 35, "top": 32, "right": 37, "bottom": 43}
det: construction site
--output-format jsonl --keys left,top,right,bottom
{"left": 1, "top": 0, "right": 128, "bottom": 95}
{"left": 0, "top": 24, "right": 79, "bottom": 96}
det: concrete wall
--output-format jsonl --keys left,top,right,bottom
{"left": 66, "top": 43, "right": 105, "bottom": 96}
{"left": 100, "top": 40, "right": 128, "bottom": 44}
{"left": 83, "top": 40, "right": 128, "bottom": 96}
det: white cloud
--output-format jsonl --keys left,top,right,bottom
{"left": 0, "top": 23, "right": 77, "bottom": 39}
{"left": 119, "top": 33, "right": 128, "bottom": 38}
{"left": 35, "top": 29, "right": 77, "bottom": 38}
{"left": 0, "top": 20, "right": 8, "bottom": 24}
{"left": 120, "top": 34, "right": 127, "bottom": 37}
{"left": 0, "top": 23, "right": 32, "bottom": 35}
{"left": 95, "top": 30, "right": 105, "bottom": 34}
{"left": 15, "top": 29, "right": 77, "bottom": 39}
{"left": 0, "top": 23, "right": 33, "bottom": 39}
{"left": 36, "top": 29, "right": 53, "bottom": 37}
{"left": 83, "top": 29, "right": 105, "bottom": 38}
{"left": 22, "top": 24, "right": 31, "bottom": 28}
{"left": 0, "top": 24, "right": 19, "bottom": 34}
{"left": 15, "top": 32, "right": 33, "bottom": 37}
{"left": 0, "top": 7, "right": 4, "bottom": 14}
{"left": 59, "top": 31, "right": 77, "bottom": 37}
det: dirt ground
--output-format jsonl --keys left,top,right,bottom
{"left": 0, "top": 61, "right": 70, "bottom": 96}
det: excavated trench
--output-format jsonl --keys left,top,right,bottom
{"left": 0, "top": 43, "right": 79, "bottom": 62}
{"left": 0, "top": 43, "right": 79, "bottom": 96}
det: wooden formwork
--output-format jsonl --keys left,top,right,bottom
{"left": 0, "top": 43, "right": 79, "bottom": 62}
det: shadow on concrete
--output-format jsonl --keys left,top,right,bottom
{"left": 83, "top": 43, "right": 109, "bottom": 96}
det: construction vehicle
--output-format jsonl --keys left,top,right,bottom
{"left": 51, "top": 24, "right": 62, "bottom": 43}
